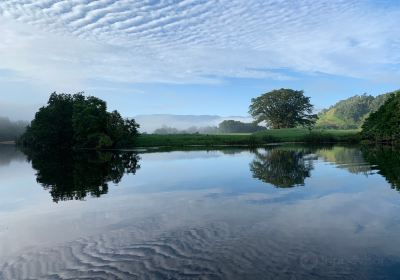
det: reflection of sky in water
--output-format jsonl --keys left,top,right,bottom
{"left": 0, "top": 145, "right": 400, "bottom": 279}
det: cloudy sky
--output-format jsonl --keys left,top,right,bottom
{"left": 0, "top": 0, "right": 399, "bottom": 120}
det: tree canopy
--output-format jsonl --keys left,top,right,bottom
{"left": 19, "top": 92, "right": 140, "bottom": 150}
{"left": 361, "top": 90, "right": 400, "bottom": 142}
{"left": 249, "top": 89, "right": 317, "bottom": 129}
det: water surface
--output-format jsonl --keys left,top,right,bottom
{"left": 0, "top": 144, "right": 400, "bottom": 279}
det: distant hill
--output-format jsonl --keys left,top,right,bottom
{"left": 316, "top": 92, "right": 392, "bottom": 129}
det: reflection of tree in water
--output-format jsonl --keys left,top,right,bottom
{"left": 23, "top": 149, "right": 140, "bottom": 202}
{"left": 361, "top": 146, "right": 400, "bottom": 191}
{"left": 250, "top": 148, "right": 315, "bottom": 188}
{"left": 316, "top": 146, "right": 372, "bottom": 175}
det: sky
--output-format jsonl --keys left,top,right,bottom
{"left": 0, "top": 0, "right": 400, "bottom": 120}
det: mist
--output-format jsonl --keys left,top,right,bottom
{"left": 0, "top": 116, "right": 28, "bottom": 141}
{"left": 134, "top": 114, "right": 252, "bottom": 133}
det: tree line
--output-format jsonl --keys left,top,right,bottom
{"left": 16, "top": 88, "right": 400, "bottom": 149}
{"left": 153, "top": 120, "right": 265, "bottom": 134}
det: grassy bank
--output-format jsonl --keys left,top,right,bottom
{"left": 136, "top": 128, "right": 360, "bottom": 147}
{"left": 253, "top": 128, "right": 360, "bottom": 142}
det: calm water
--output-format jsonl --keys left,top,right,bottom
{"left": 1, "top": 144, "right": 400, "bottom": 279}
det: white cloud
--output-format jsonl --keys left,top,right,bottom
{"left": 0, "top": 0, "right": 399, "bottom": 85}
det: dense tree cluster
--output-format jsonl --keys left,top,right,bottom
{"left": 249, "top": 89, "right": 317, "bottom": 129}
{"left": 218, "top": 120, "right": 265, "bottom": 133}
{"left": 361, "top": 91, "right": 400, "bottom": 142}
{"left": 19, "top": 92, "right": 139, "bottom": 149}
{"left": 317, "top": 93, "right": 391, "bottom": 129}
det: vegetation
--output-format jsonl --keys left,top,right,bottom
{"left": 317, "top": 93, "right": 390, "bottom": 129}
{"left": 152, "top": 120, "right": 264, "bottom": 134}
{"left": 153, "top": 125, "right": 218, "bottom": 134}
{"left": 361, "top": 91, "right": 400, "bottom": 143}
{"left": 136, "top": 128, "right": 359, "bottom": 147}
{"left": 253, "top": 128, "right": 360, "bottom": 143}
{"left": 17, "top": 87, "right": 397, "bottom": 149}
{"left": 249, "top": 88, "right": 318, "bottom": 129}
{"left": 0, "top": 117, "right": 28, "bottom": 142}
{"left": 19, "top": 92, "right": 139, "bottom": 150}
{"left": 136, "top": 133, "right": 270, "bottom": 147}
{"left": 218, "top": 120, "right": 265, "bottom": 133}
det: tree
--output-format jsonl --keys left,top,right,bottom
{"left": 361, "top": 91, "right": 400, "bottom": 142}
{"left": 19, "top": 92, "right": 140, "bottom": 150}
{"left": 72, "top": 94, "right": 109, "bottom": 148}
{"left": 20, "top": 92, "right": 75, "bottom": 149}
{"left": 218, "top": 120, "right": 266, "bottom": 133}
{"left": 153, "top": 125, "right": 180, "bottom": 134}
{"left": 249, "top": 89, "right": 318, "bottom": 129}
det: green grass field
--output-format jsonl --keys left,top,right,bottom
{"left": 135, "top": 128, "right": 360, "bottom": 147}
{"left": 253, "top": 128, "right": 360, "bottom": 142}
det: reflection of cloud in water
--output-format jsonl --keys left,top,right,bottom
{"left": 140, "top": 149, "right": 248, "bottom": 161}
{"left": 2, "top": 145, "right": 400, "bottom": 279}
{"left": 2, "top": 188, "right": 400, "bottom": 279}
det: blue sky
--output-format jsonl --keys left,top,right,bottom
{"left": 0, "top": 0, "right": 399, "bottom": 120}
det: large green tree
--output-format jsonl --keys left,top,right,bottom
{"left": 249, "top": 89, "right": 318, "bottom": 129}
{"left": 361, "top": 91, "right": 400, "bottom": 142}
{"left": 22, "top": 93, "right": 75, "bottom": 149}
{"left": 20, "top": 92, "right": 140, "bottom": 149}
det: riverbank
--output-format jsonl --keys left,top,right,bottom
{"left": 136, "top": 128, "right": 360, "bottom": 147}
